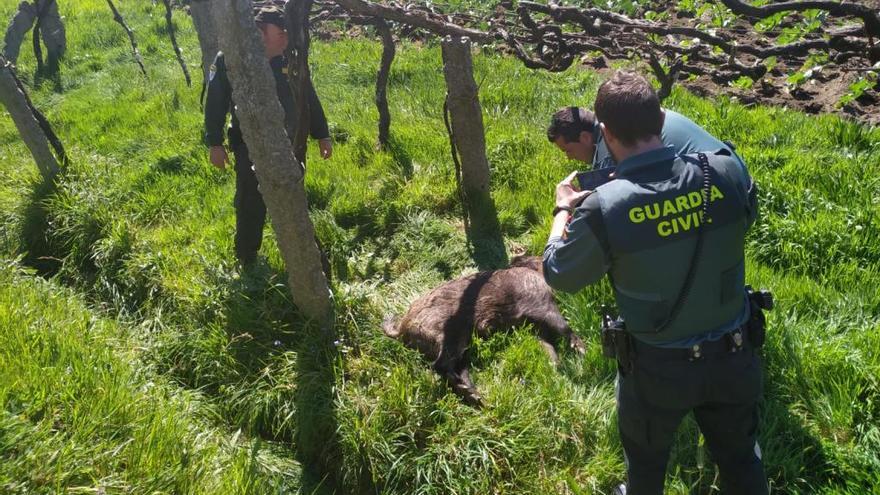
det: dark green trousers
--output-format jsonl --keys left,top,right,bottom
{"left": 230, "top": 144, "right": 331, "bottom": 278}
{"left": 616, "top": 344, "right": 768, "bottom": 495}
{"left": 232, "top": 144, "right": 266, "bottom": 265}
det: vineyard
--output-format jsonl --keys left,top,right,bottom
{"left": 1, "top": 0, "right": 879, "bottom": 494}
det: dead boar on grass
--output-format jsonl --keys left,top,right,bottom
{"left": 383, "top": 255, "right": 586, "bottom": 406}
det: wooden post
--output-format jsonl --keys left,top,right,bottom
{"left": 0, "top": 56, "right": 60, "bottom": 180}
{"left": 210, "top": 0, "right": 332, "bottom": 325}
{"left": 441, "top": 36, "right": 506, "bottom": 269}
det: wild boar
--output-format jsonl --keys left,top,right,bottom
{"left": 383, "top": 255, "right": 586, "bottom": 406}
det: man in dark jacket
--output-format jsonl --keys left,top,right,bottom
{"left": 544, "top": 71, "right": 767, "bottom": 495}
{"left": 546, "top": 106, "right": 744, "bottom": 172}
{"left": 204, "top": 5, "right": 332, "bottom": 265}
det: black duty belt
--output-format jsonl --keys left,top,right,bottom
{"left": 630, "top": 325, "right": 750, "bottom": 362}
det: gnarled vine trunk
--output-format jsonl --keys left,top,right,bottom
{"left": 0, "top": 55, "right": 60, "bottom": 180}
{"left": 441, "top": 36, "right": 505, "bottom": 269}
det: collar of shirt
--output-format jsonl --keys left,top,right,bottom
{"left": 615, "top": 145, "right": 677, "bottom": 178}
{"left": 591, "top": 122, "right": 602, "bottom": 163}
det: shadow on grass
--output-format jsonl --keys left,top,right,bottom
{"left": 667, "top": 362, "right": 835, "bottom": 494}
{"left": 218, "top": 261, "right": 375, "bottom": 494}
{"left": 292, "top": 320, "right": 351, "bottom": 495}
{"left": 386, "top": 134, "right": 413, "bottom": 180}
{"left": 19, "top": 175, "right": 61, "bottom": 276}
{"left": 33, "top": 60, "right": 63, "bottom": 93}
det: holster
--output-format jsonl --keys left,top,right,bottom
{"left": 746, "top": 299, "right": 767, "bottom": 349}
{"left": 601, "top": 311, "right": 634, "bottom": 374}
{"left": 745, "top": 286, "right": 773, "bottom": 349}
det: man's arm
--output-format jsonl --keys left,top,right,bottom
{"left": 543, "top": 178, "right": 611, "bottom": 292}
{"left": 306, "top": 80, "right": 332, "bottom": 158}
{"left": 204, "top": 52, "right": 232, "bottom": 148}
{"left": 714, "top": 152, "right": 760, "bottom": 231}
{"left": 307, "top": 80, "right": 330, "bottom": 140}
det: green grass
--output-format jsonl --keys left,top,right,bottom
{"left": 0, "top": 260, "right": 305, "bottom": 493}
{"left": 1, "top": 0, "right": 879, "bottom": 493}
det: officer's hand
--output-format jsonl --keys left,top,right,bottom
{"left": 318, "top": 138, "right": 333, "bottom": 160}
{"left": 209, "top": 146, "right": 229, "bottom": 170}
{"left": 555, "top": 171, "right": 591, "bottom": 209}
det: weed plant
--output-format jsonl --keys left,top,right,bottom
{"left": 0, "top": 0, "right": 878, "bottom": 493}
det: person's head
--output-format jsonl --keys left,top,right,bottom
{"left": 254, "top": 6, "right": 288, "bottom": 58}
{"left": 594, "top": 71, "right": 664, "bottom": 159}
{"left": 547, "top": 106, "right": 597, "bottom": 163}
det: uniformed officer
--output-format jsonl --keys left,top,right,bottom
{"left": 204, "top": 5, "right": 332, "bottom": 266}
{"left": 543, "top": 71, "right": 767, "bottom": 495}
{"left": 546, "top": 106, "right": 744, "bottom": 172}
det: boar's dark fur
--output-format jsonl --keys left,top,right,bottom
{"left": 383, "top": 255, "right": 585, "bottom": 406}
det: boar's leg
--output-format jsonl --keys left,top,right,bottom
{"left": 531, "top": 311, "right": 587, "bottom": 360}
{"left": 434, "top": 344, "right": 482, "bottom": 407}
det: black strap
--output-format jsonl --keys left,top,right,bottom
{"left": 443, "top": 97, "right": 470, "bottom": 235}
{"left": 653, "top": 152, "right": 712, "bottom": 333}
{"left": 569, "top": 106, "right": 580, "bottom": 124}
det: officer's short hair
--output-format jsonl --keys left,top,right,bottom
{"left": 594, "top": 71, "right": 663, "bottom": 146}
{"left": 547, "top": 106, "right": 596, "bottom": 143}
{"left": 253, "top": 5, "right": 286, "bottom": 31}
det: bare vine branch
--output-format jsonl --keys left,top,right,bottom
{"left": 161, "top": 0, "right": 191, "bottom": 86}
{"left": 331, "top": 0, "right": 495, "bottom": 43}
{"left": 324, "top": 0, "right": 879, "bottom": 120}
{"left": 716, "top": 0, "right": 880, "bottom": 40}
{"left": 106, "top": 0, "right": 147, "bottom": 77}
{"left": 375, "top": 17, "right": 394, "bottom": 149}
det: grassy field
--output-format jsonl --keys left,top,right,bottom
{"left": 1, "top": 0, "right": 879, "bottom": 493}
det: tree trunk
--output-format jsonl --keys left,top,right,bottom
{"left": 187, "top": 0, "right": 218, "bottom": 82}
{"left": 441, "top": 36, "right": 505, "bottom": 269}
{"left": 3, "top": 1, "right": 36, "bottom": 64}
{"left": 38, "top": 0, "right": 65, "bottom": 67}
{"left": 211, "top": 0, "right": 332, "bottom": 325}
{"left": 375, "top": 18, "right": 394, "bottom": 150}
{"left": 0, "top": 56, "right": 59, "bottom": 180}
{"left": 33, "top": 0, "right": 65, "bottom": 74}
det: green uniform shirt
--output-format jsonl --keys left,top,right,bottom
{"left": 544, "top": 146, "right": 759, "bottom": 347}
{"left": 204, "top": 52, "right": 330, "bottom": 148}
{"left": 592, "top": 109, "right": 744, "bottom": 172}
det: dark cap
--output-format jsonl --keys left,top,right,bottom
{"left": 253, "top": 5, "right": 286, "bottom": 30}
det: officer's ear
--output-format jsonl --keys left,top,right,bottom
{"left": 600, "top": 122, "right": 625, "bottom": 163}
{"left": 577, "top": 130, "right": 592, "bottom": 147}
{"left": 599, "top": 122, "right": 615, "bottom": 146}
{"left": 577, "top": 130, "right": 595, "bottom": 157}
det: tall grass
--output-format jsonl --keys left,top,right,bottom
{"left": 0, "top": 0, "right": 878, "bottom": 493}
{"left": 0, "top": 261, "right": 303, "bottom": 493}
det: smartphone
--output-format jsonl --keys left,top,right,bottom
{"left": 576, "top": 167, "right": 616, "bottom": 191}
